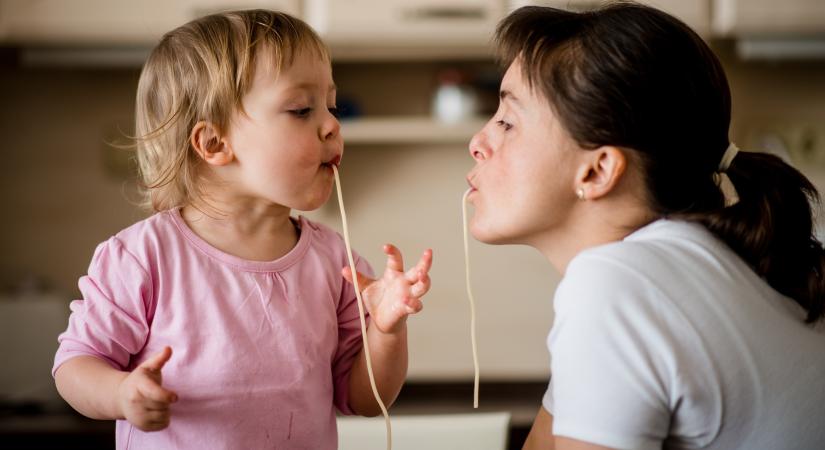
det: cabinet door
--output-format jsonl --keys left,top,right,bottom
{"left": 0, "top": 0, "right": 301, "bottom": 45}
{"left": 509, "top": 0, "right": 710, "bottom": 37}
{"left": 305, "top": 0, "right": 505, "bottom": 45}
{"left": 713, "top": 0, "right": 825, "bottom": 36}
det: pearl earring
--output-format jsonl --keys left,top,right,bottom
{"left": 576, "top": 188, "right": 585, "bottom": 200}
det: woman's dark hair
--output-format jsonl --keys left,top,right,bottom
{"left": 495, "top": 2, "right": 825, "bottom": 323}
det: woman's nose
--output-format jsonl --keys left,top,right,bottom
{"left": 469, "top": 130, "right": 490, "bottom": 162}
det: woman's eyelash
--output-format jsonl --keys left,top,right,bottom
{"left": 496, "top": 119, "right": 513, "bottom": 131}
{"left": 328, "top": 107, "right": 340, "bottom": 118}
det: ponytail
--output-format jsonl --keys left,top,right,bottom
{"left": 691, "top": 151, "right": 825, "bottom": 323}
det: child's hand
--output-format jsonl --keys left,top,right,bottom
{"left": 342, "top": 244, "right": 433, "bottom": 335}
{"left": 117, "top": 346, "right": 178, "bottom": 432}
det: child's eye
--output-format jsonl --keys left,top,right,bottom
{"left": 328, "top": 106, "right": 341, "bottom": 118}
{"left": 290, "top": 107, "right": 312, "bottom": 118}
{"left": 496, "top": 119, "right": 513, "bottom": 131}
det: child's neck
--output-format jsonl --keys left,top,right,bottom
{"left": 180, "top": 203, "right": 300, "bottom": 262}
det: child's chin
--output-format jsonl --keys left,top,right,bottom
{"left": 296, "top": 193, "right": 332, "bottom": 212}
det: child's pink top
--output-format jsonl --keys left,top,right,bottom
{"left": 53, "top": 209, "right": 372, "bottom": 450}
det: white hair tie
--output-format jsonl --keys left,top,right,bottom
{"left": 718, "top": 142, "right": 739, "bottom": 172}
{"left": 715, "top": 142, "right": 740, "bottom": 206}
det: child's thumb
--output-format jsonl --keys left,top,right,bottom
{"left": 140, "top": 346, "right": 173, "bottom": 372}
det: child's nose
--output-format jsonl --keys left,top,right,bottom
{"left": 320, "top": 115, "right": 340, "bottom": 142}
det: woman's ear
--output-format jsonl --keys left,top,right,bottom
{"left": 574, "top": 146, "right": 627, "bottom": 200}
{"left": 190, "top": 121, "right": 233, "bottom": 166}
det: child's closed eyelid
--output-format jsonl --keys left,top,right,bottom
{"left": 287, "top": 106, "right": 313, "bottom": 117}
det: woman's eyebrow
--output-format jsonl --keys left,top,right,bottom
{"left": 500, "top": 89, "right": 521, "bottom": 107}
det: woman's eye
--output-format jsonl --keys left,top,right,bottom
{"left": 290, "top": 107, "right": 312, "bottom": 118}
{"left": 328, "top": 106, "right": 341, "bottom": 118}
{"left": 496, "top": 119, "right": 513, "bottom": 131}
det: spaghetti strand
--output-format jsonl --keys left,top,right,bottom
{"left": 332, "top": 165, "right": 392, "bottom": 450}
{"left": 462, "top": 188, "right": 480, "bottom": 409}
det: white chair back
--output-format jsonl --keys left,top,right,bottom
{"left": 337, "top": 412, "right": 511, "bottom": 450}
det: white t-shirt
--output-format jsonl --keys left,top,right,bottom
{"left": 543, "top": 219, "right": 825, "bottom": 450}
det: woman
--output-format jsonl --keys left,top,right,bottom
{"left": 466, "top": 3, "right": 825, "bottom": 449}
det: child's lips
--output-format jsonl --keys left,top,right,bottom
{"left": 321, "top": 155, "right": 341, "bottom": 172}
{"left": 327, "top": 155, "right": 342, "bottom": 167}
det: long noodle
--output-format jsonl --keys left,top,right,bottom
{"left": 462, "top": 188, "right": 480, "bottom": 408}
{"left": 332, "top": 165, "right": 392, "bottom": 450}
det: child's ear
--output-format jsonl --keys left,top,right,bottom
{"left": 574, "top": 146, "right": 627, "bottom": 201}
{"left": 190, "top": 121, "right": 233, "bottom": 166}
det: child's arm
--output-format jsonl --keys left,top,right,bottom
{"left": 342, "top": 244, "right": 433, "bottom": 416}
{"left": 55, "top": 347, "right": 178, "bottom": 431}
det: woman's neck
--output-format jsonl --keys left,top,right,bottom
{"left": 533, "top": 198, "right": 656, "bottom": 275}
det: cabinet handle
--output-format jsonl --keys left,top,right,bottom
{"left": 402, "top": 6, "right": 487, "bottom": 22}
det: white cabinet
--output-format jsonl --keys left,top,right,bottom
{"left": 305, "top": 0, "right": 505, "bottom": 58}
{"left": 306, "top": 0, "right": 504, "bottom": 44}
{"left": 713, "top": 0, "right": 825, "bottom": 36}
{"left": 509, "top": 0, "right": 711, "bottom": 37}
{"left": 0, "top": 0, "right": 301, "bottom": 45}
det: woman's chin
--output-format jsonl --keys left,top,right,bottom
{"left": 470, "top": 222, "right": 517, "bottom": 246}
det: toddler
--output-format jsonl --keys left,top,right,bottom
{"left": 52, "top": 9, "right": 432, "bottom": 450}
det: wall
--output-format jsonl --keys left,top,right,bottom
{"left": 2, "top": 44, "right": 824, "bottom": 381}
{"left": 0, "top": 67, "right": 144, "bottom": 292}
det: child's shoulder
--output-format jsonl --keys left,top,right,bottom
{"left": 85, "top": 210, "right": 180, "bottom": 273}
{"left": 90, "top": 210, "right": 181, "bottom": 264}
{"left": 298, "top": 215, "right": 347, "bottom": 252}
{"left": 298, "top": 215, "right": 373, "bottom": 274}
{"left": 111, "top": 209, "right": 180, "bottom": 245}
{"left": 299, "top": 215, "right": 340, "bottom": 240}
{"left": 298, "top": 215, "right": 368, "bottom": 259}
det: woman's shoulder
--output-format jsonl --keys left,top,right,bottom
{"left": 560, "top": 220, "right": 725, "bottom": 308}
{"left": 570, "top": 220, "right": 720, "bottom": 274}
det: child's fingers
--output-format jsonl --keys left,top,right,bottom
{"left": 139, "top": 346, "right": 173, "bottom": 373}
{"left": 405, "top": 249, "right": 433, "bottom": 282}
{"left": 139, "top": 379, "right": 178, "bottom": 405}
{"left": 143, "top": 398, "right": 175, "bottom": 411}
{"left": 410, "top": 273, "right": 431, "bottom": 298}
{"left": 383, "top": 244, "right": 405, "bottom": 272}
{"left": 142, "top": 410, "right": 172, "bottom": 431}
{"left": 341, "top": 266, "right": 375, "bottom": 291}
{"left": 403, "top": 296, "right": 424, "bottom": 314}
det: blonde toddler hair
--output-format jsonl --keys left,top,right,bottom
{"left": 135, "top": 9, "right": 329, "bottom": 212}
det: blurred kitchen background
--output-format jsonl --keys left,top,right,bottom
{"left": 1, "top": 0, "right": 824, "bottom": 449}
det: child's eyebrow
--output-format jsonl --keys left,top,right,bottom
{"left": 285, "top": 82, "right": 337, "bottom": 94}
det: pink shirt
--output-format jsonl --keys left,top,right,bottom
{"left": 53, "top": 209, "right": 372, "bottom": 449}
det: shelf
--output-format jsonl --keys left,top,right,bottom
{"left": 326, "top": 39, "right": 495, "bottom": 62}
{"left": 341, "top": 116, "right": 487, "bottom": 145}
